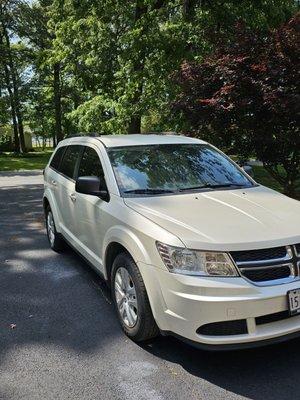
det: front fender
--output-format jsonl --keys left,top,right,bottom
{"left": 103, "top": 225, "right": 153, "bottom": 279}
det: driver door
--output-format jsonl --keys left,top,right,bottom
{"left": 73, "top": 145, "right": 109, "bottom": 270}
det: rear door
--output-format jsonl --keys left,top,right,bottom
{"left": 55, "top": 145, "right": 83, "bottom": 241}
{"left": 46, "top": 145, "right": 67, "bottom": 212}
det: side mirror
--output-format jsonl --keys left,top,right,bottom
{"left": 242, "top": 165, "right": 254, "bottom": 178}
{"left": 75, "top": 176, "right": 109, "bottom": 201}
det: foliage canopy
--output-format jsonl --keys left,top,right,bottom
{"left": 173, "top": 13, "right": 300, "bottom": 195}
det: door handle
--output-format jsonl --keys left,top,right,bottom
{"left": 69, "top": 193, "right": 77, "bottom": 202}
{"left": 51, "top": 180, "right": 57, "bottom": 186}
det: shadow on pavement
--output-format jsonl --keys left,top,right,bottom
{"left": 1, "top": 182, "right": 300, "bottom": 400}
{"left": 0, "top": 184, "right": 120, "bottom": 364}
{"left": 142, "top": 333, "right": 300, "bottom": 400}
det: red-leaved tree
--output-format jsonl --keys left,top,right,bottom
{"left": 173, "top": 13, "right": 300, "bottom": 197}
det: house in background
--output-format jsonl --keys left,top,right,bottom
{"left": 23, "top": 129, "right": 33, "bottom": 150}
{"left": 0, "top": 125, "right": 33, "bottom": 151}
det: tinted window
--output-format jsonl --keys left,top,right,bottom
{"left": 59, "top": 145, "right": 82, "bottom": 179}
{"left": 108, "top": 144, "right": 253, "bottom": 196}
{"left": 50, "top": 146, "right": 66, "bottom": 170}
{"left": 78, "top": 147, "right": 104, "bottom": 179}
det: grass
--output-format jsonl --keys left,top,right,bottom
{"left": 252, "top": 166, "right": 300, "bottom": 199}
{"left": 0, "top": 150, "right": 53, "bottom": 171}
{"left": 251, "top": 165, "right": 283, "bottom": 192}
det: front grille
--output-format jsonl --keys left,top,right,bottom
{"left": 242, "top": 265, "right": 291, "bottom": 282}
{"left": 230, "top": 244, "right": 300, "bottom": 285}
{"left": 231, "top": 246, "right": 287, "bottom": 263}
{"left": 197, "top": 319, "right": 248, "bottom": 336}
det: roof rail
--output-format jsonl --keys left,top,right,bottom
{"left": 65, "top": 131, "right": 179, "bottom": 139}
{"left": 65, "top": 132, "right": 101, "bottom": 139}
{"left": 143, "top": 131, "right": 179, "bottom": 135}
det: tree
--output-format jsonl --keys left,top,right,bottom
{"left": 0, "top": 46, "right": 20, "bottom": 152}
{"left": 0, "top": 0, "right": 27, "bottom": 152}
{"left": 0, "top": 0, "right": 295, "bottom": 148}
{"left": 48, "top": 0, "right": 295, "bottom": 135}
{"left": 14, "top": 0, "right": 64, "bottom": 145}
{"left": 173, "top": 13, "right": 300, "bottom": 197}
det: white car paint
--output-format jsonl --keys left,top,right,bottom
{"left": 124, "top": 185, "right": 300, "bottom": 251}
{"left": 43, "top": 134, "right": 300, "bottom": 348}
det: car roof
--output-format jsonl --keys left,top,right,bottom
{"left": 60, "top": 134, "right": 207, "bottom": 148}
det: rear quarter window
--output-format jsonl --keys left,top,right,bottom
{"left": 50, "top": 146, "right": 66, "bottom": 170}
{"left": 59, "top": 145, "right": 82, "bottom": 179}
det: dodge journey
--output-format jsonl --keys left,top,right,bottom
{"left": 43, "top": 134, "right": 300, "bottom": 349}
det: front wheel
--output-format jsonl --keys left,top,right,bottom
{"left": 111, "top": 253, "right": 159, "bottom": 342}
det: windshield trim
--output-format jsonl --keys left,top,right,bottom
{"left": 107, "top": 143, "right": 257, "bottom": 198}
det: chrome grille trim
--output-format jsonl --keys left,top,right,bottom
{"left": 239, "top": 263, "right": 295, "bottom": 272}
{"left": 239, "top": 263, "right": 296, "bottom": 287}
{"left": 230, "top": 245, "right": 300, "bottom": 286}
{"left": 235, "top": 246, "right": 293, "bottom": 267}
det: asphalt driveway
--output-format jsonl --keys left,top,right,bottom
{"left": 1, "top": 171, "right": 300, "bottom": 400}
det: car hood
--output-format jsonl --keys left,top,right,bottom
{"left": 124, "top": 186, "right": 300, "bottom": 251}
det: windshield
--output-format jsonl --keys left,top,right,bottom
{"left": 108, "top": 144, "right": 254, "bottom": 196}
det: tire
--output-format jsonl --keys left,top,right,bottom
{"left": 45, "top": 205, "right": 65, "bottom": 252}
{"left": 111, "top": 252, "right": 159, "bottom": 342}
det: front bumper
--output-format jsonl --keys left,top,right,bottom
{"left": 138, "top": 262, "right": 300, "bottom": 348}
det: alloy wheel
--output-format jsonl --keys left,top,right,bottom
{"left": 47, "top": 211, "right": 55, "bottom": 246}
{"left": 114, "top": 267, "right": 138, "bottom": 328}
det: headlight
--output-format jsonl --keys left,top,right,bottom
{"left": 156, "top": 242, "right": 239, "bottom": 277}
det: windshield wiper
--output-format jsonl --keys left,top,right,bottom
{"left": 123, "top": 188, "right": 175, "bottom": 195}
{"left": 125, "top": 184, "right": 249, "bottom": 195}
{"left": 179, "top": 183, "right": 248, "bottom": 192}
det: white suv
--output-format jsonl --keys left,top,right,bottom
{"left": 43, "top": 134, "right": 300, "bottom": 349}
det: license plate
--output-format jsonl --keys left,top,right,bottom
{"left": 288, "top": 289, "right": 300, "bottom": 315}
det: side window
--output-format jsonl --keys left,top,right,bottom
{"left": 50, "top": 146, "right": 66, "bottom": 170}
{"left": 78, "top": 147, "right": 104, "bottom": 179}
{"left": 59, "top": 145, "right": 82, "bottom": 179}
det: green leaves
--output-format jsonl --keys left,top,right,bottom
{"left": 47, "top": 0, "right": 295, "bottom": 134}
{"left": 1, "top": 0, "right": 297, "bottom": 147}
{"left": 68, "top": 95, "right": 121, "bottom": 134}
{"left": 173, "top": 13, "right": 300, "bottom": 196}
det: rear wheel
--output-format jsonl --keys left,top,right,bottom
{"left": 111, "top": 253, "right": 159, "bottom": 342}
{"left": 45, "top": 206, "right": 65, "bottom": 252}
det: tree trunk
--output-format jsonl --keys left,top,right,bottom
{"left": 2, "top": 22, "right": 26, "bottom": 152}
{"left": 53, "top": 62, "right": 63, "bottom": 143}
{"left": 283, "top": 181, "right": 296, "bottom": 198}
{"left": 127, "top": 1, "right": 167, "bottom": 134}
{"left": 264, "top": 163, "right": 298, "bottom": 199}
{"left": 2, "top": 59, "right": 20, "bottom": 152}
{"left": 36, "top": 135, "right": 41, "bottom": 148}
{"left": 52, "top": 132, "right": 57, "bottom": 147}
{"left": 127, "top": 2, "right": 148, "bottom": 134}
{"left": 128, "top": 115, "right": 142, "bottom": 134}
{"left": 183, "top": 0, "right": 197, "bottom": 21}
{"left": 15, "top": 105, "right": 26, "bottom": 152}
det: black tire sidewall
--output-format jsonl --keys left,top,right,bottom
{"left": 45, "top": 205, "right": 63, "bottom": 251}
{"left": 111, "top": 253, "right": 150, "bottom": 339}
